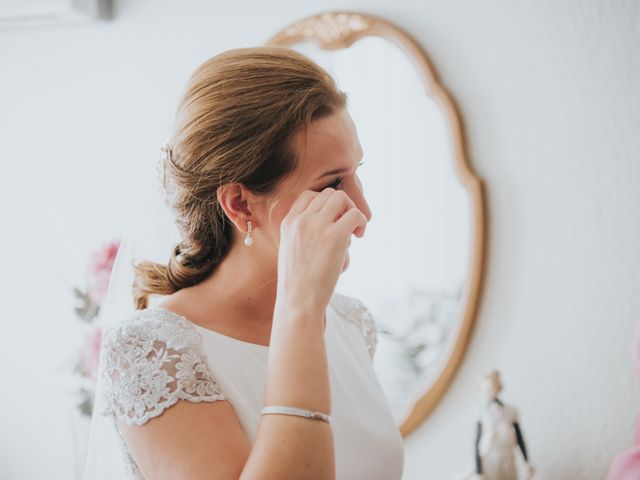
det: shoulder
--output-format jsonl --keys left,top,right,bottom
{"left": 330, "top": 291, "right": 378, "bottom": 361}
{"left": 99, "top": 308, "right": 226, "bottom": 426}
{"left": 102, "top": 307, "right": 201, "bottom": 352}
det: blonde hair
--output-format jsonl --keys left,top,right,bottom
{"left": 132, "top": 46, "right": 347, "bottom": 309}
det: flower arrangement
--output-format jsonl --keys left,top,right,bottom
{"left": 72, "top": 239, "right": 121, "bottom": 417}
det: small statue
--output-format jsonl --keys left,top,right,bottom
{"left": 471, "top": 370, "right": 535, "bottom": 480}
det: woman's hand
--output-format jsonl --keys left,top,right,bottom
{"left": 275, "top": 187, "right": 367, "bottom": 316}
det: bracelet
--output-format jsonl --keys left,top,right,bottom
{"left": 261, "top": 405, "right": 332, "bottom": 423}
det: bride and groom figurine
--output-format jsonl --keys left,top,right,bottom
{"left": 464, "top": 369, "right": 535, "bottom": 480}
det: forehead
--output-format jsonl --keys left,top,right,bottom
{"left": 291, "top": 109, "right": 363, "bottom": 179}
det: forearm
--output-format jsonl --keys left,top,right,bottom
{"left": 240, "top": 301, "right": 334, "bottom": 480}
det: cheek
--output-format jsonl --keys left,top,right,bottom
{"left": 266, "top": 196, "right": 297, "bottom": 243}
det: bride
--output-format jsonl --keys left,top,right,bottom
{"left": 83, "top": 46, "right": 405, "bottom": 479}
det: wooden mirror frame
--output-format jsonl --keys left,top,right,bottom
{"left": 266, "top": 11, "right": 487, "bottom": 438}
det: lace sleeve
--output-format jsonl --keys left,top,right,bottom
{"left": 331, "top": 292, "right": 378, "bottom": 361}
{"left": 99, "top": 309, "right": 226, "bottom": 426}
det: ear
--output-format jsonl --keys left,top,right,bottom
{"left": 216, "top": 183, "right": 255, "bottom": 233}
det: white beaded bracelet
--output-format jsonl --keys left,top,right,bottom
{"left": 261, "top": 405, "right": 332, "bottom": 423}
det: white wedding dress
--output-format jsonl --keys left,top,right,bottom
{"left": 97, "top": 290, "right": 405, "bottom": 479}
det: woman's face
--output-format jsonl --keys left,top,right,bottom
{"left": 261, "top": 108, "right": 373, "bottom": 272}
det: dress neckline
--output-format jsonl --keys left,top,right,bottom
{"left": 148, "top": 298, "right": 336, "bottom": 351}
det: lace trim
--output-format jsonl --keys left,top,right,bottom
{"left": 331, "top": 292, "right": 378, "bottom": 360}
{"left": 99, "top": 308, "right": 226, "bottom": 427}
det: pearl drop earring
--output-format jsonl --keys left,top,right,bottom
{"left": 244, "top": 220, "right": 253, "bottom": 246}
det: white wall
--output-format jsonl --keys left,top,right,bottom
{"left": 1, "top": 1, "right": 638, "bottom": 478}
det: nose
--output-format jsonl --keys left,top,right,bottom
{"left": 355, "top": 175, "right": 372, "bottom": 222}
{"left": 357, "top": 197, "right": 372, "bottom": 223}
{"left": 350, "top": 178, "right": 372, "bottom": 237}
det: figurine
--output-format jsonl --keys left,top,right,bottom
{"left": 471, "top": 370, "right": 535, "bottom": 480}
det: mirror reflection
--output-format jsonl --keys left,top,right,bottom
{"left": 290, "top": 36, "right": 472, "bottom": 424}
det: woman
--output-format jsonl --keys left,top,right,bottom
{"left": 85, "top": 46, "right": 405, "bottom": 479}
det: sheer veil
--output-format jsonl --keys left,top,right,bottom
{"left": 82, "top": 145, "right": 181, "bottom": 479}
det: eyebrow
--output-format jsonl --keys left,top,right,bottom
{"left": 316, "top": 167, "right": 351, "bottom": 180}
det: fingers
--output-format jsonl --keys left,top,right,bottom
{"left": 317, "top": 189, "right": 357, "bottom": 222}
{"left": 332, "top": 206, "right": 368, "bottom": 240}
{"left": 314, "top": 189, "right": 367, "bottom": 239}
{"left": 305, "top": 187, "right": 337, "bottom": 212}
{"left": 286, "top": 190, "right": 320, "bottom": 217}
{"left": 286, "top": 188, "right": 367, "bottom": 241}
{"left": 285, "top": 187, "right": 340, "bottom": 219}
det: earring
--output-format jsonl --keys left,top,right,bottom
{"left": 244, "top": 220, "right": 253, "bottom": 246}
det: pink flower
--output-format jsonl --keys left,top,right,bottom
{"left": 87, "top": 239, "right": 121, "bottom": 304}
{"left": 79, "top": 326, "right": 103, "bottom": 382}
{"left": 607, "top": 320, "right": 640, "bottom": 479}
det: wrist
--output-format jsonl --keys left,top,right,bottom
{"left": 274, "top": 294, "right": 326, "bottom": 321}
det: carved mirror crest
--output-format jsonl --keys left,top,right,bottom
{"left": 267, "top": 11, "right": 486, "bottom": 437}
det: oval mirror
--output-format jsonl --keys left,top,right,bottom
{"left": 267, "top": 11, "right": 486, "bottom": 437}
